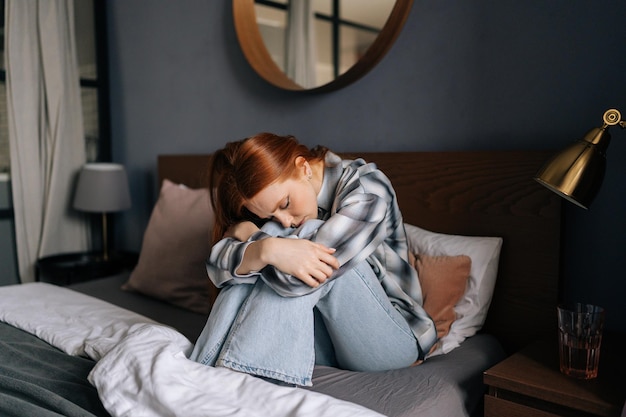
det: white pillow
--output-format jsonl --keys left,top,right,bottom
{"left": 404, "top": 223, "right": 503, "bottom": 356}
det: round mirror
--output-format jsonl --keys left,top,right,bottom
{"left": 233, "top": 0, "right": 414, "bottom": 92}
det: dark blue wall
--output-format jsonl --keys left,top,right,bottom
{"left": 107, "top": 1, "right": 626, "bottom": 332}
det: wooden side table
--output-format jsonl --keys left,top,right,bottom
{"left": 484, "top": 333, "right": 626, "bottom": 417}
{"left": 36, "top": 251, "right": 138, "bottom": 286}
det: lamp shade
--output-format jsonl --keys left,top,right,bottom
{"left": 533, "top": 107, "right": 626, "bottom": 209}
{"left": 534, "top": 127, "right": 610, "bottom": 209}
{"left": 73, "top": 163, "right": 131, "bottom": 213}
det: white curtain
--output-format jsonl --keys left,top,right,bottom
{"left": 5, "top": 0, "right": 89, "bottom": 282}
{"left": 286, "top": 0, "right": 317, "bottom": 88}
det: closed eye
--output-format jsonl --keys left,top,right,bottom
{"left": 267, "top": 197, "right": 289, "bottom": 221}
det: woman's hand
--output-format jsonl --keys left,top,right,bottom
{"left": 224, "top": 221, "right": 260, "bottom": 242}
{"left": 236, "top": 237, "right": 339, "bottom": 288}
{"left": 262, "top": 238, "right": 340, "bottom": 288}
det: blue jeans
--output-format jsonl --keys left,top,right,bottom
{"left": 189, "top": 221, "right": 420, "bottom": 386}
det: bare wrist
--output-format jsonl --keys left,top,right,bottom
{"left": 258, "top": 237, "right": 277, "bottom": 265}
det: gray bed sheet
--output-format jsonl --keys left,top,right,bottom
{"left": 309, "top": 334, "right": 504, "bottom": 417}
{"left": 69, "top": 274, "right": 506, "bottom": 417}
{"left": 0, "top": 321, "right": 109, "bottom": 417}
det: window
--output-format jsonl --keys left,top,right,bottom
{"left": 0, "top": 0, "right": 109, "bottom": 174}
{"left": 76, "top": 0, "right": 110, "bottom": 163}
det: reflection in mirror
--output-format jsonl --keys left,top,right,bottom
{"left": 255, "top": 0, "right": 393, "bottom": 88}
{"left": 234, "top": 0, "right": 413, "bottom": 92}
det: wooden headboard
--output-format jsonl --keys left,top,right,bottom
{"left": 158, "top": 151, "right": 562, "bottom": 354}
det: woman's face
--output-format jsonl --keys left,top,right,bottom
{"left": 245, "top": 161, "right": 318, "bottom": 228}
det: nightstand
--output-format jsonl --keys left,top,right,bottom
{"left": 36, "top": 251, "right": 138, "bottom": 286}
{"left": 483, "top": 333, "right": 626, "bottom": 417}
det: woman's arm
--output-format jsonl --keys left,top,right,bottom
{"left": 239, "top": 238, "right": 337, "bottom": 288}
{"left": 207, "top": 221, "right": 338, "bottom": 290}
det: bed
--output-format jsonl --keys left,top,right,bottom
{"left": 0, "top": 150, "right": 562, "bottom": 417}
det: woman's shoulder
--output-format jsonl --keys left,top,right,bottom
{"left": 329, "top": 152, "right": 374, "bottom": 173}
{"left": 334, "top": 154, "right": 395, "bottom": 195}
{"left": 338, "top": 155, "right": 388, "bottom": 179}
{"left": 324, "top": 150, "right": 343, "bottom": 167}
{"left": 325, "top": 150, "right": 373, "bottom": 170}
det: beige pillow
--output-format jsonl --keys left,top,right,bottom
{"left": 122, "top": 179, "right": 218, "bottom": 314}
{"left": 411, "top": 253, "right": 471, "bottom": 340}
{"left": 405, "top": 223, "right": 502, "bottom": 356}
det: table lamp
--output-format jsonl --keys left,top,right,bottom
{"left": 73, "top": 163, "right": 131, "bottom": 261}
{"left": 534, "top": 108, "right": 625, "bottom": 209}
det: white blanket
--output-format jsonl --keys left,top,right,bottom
{"left": 0, "top": 283, "right": 384, "bottom": 417}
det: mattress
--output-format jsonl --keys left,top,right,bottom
{"left": 68, "top": 275, "right": 506, "bottom": 417}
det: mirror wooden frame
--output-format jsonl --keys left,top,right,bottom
{"left": 233, "top": 0, "right": 414, "bottom": 93}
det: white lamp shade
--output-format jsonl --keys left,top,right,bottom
{"left": 73, "top": 163, "right": 131, "bottom": 212}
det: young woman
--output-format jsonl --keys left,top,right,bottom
{"left": 189, "top": 133, "right": 436, "bottom": 386}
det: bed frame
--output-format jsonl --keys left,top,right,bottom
{"left": 158, "top": 150, "right": 562, "bottom": 354}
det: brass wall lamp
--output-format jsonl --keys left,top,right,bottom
{"left": 534, "top": 109, "right": 625, "bottom": 209}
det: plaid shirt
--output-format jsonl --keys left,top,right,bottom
{"left": 207, "top": 152, "right": 436, "bottom": 353}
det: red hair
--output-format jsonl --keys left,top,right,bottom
{"left": 209, "top": 133, "right": 327, "bottom": 243}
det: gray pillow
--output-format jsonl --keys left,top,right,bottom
{"left": 122, "top": 179, "right": 217, "bottom": 314}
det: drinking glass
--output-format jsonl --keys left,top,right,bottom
{"left": 557, "top": 303, "right": 605, "bottom": 379}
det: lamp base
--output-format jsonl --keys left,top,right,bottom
{"left": 101, "top": 212, "right": 109, "bottom": 261}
